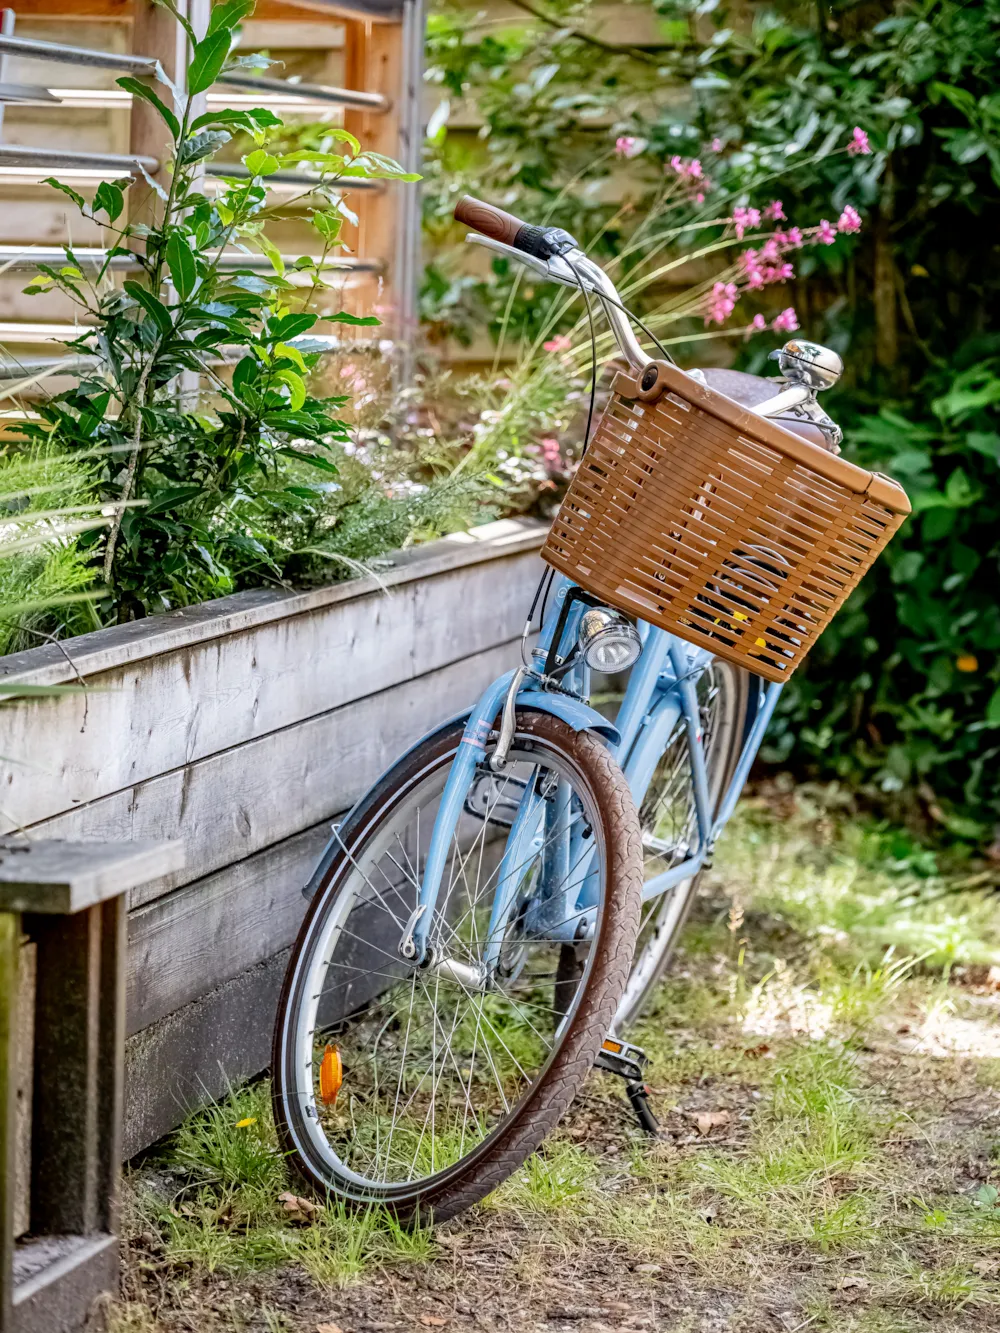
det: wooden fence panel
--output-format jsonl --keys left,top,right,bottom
{"left": 0, "top": 521, "right": 547, "bottom": 1155}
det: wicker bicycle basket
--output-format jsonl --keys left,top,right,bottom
{"left": 541, "top": 360, "right": 911, "bottom": 683}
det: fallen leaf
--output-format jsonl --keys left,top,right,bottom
{"left": 278, "top": 1190, "right": 320, "bottom": 1219}
{"left": 316, "top": 1324, "right": 344, "bottom": 1333}
{"left": 635, "top": 1263, "right": 661, "bottom": 1274}
{"left": 420, "top": 1318, "right": 448, "bottom": 1327}
{"left": 693, "top": 1110, "right": 730, "bottom": 1136}
{"left": 743, "top": 1043, "right": 770, "bottom": 1059}
{"left": 986, "top": 965, "right": 1000, "bottom": 992}
{"left": 235, "top": 1117, "right": 257, "bottom": 1129}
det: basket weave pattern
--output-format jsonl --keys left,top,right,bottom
{"left": 542, "top": 366, "right": 909, "bottom": 682}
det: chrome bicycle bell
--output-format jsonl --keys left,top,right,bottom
{"left": 769, "top": 339, "right": 843, "bottom": 392}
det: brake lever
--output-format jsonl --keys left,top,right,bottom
{"left": 465, "top": 233, "right": 580, "bottom": 288}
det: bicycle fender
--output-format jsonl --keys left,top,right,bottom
{"left": 515, "top": 689, "right": 620, "bottom": 746}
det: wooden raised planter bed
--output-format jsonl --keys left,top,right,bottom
{"left": 0, "top": 518, "right": 546, "bottom": 1159}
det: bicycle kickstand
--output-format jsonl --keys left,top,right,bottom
{"left": 595, "top": 1036, "right": 660, "bottom": 1136}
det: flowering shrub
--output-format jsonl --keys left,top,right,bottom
{"left": 422, "top": 0, "right": 1000, "bottom": 837}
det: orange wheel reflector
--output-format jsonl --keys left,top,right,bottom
{"left": 319, "top": 1044, "right": 343, "bottom": 1105}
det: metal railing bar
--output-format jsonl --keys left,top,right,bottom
{"left": 0, "top": 144, "right": 158, "bottom": 173}
{"left": 0, "top": 245, "right": 382, "bottom": 273}
{"left": 25, "top": 88, "right": 349, "bottom": 114}
{"left": 0, "top": 331, "right": 382, "bottom": 376}
{"left": 0, "top": 34, "right": 160, "bottom": 78}
{"left": 208, "top": 163, "right": 381, "bottom": 190}
{"left": 216, "top": 72, "right": 387, "bottom": 113}
{"left": 0, "top": 81, "right": 60, "bottom": 104}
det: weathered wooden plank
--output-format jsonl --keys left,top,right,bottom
{"left": 30, "top": 638, "right": 521, "bottom": 909}
{"left": 126, "top": 821, "right": 326, "bottom": 1037}
{"left": 0, "top": 840, "right": 184, "bottom": 914}
{"left": 0, "top": 521, "right": 545, "bottom": 688}
{"left": 0, "top": 527, "right": 545, "bottom": 834}
{"left": 123, "top": 949, "right": 289, "bottom": 1159}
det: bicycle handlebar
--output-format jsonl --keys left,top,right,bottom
{"left": 454, "top": 196, "right": 844, "bottom": 450}
{"left": 454, "top": 196, "right": 531, "bottom": 249}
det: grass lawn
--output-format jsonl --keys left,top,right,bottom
{"left": 113, "top": 781, "right": 1000, "bottom": 1333}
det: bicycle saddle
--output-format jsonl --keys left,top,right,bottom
{"left": 695, "top": 366, "right": 834, "bottom": 452}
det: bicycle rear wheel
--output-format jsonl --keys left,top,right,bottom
{"left": 272, "top": 709, "right": 641, "bottom": 1223}
{"left": 615, "top": 661, "right": 750, "bottom": 1031}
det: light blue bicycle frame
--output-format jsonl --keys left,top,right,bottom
{"left": 405, "top": 573, "right": 782, "bottom": 966}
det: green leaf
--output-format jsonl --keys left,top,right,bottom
{"left": 165, "top": 233, "right": 197, "bottom": 301}
{"left": 208, "top": 0, "right": 255, "bottom": 34}
{"left": 277, "top": 150, "right": 346, "bottom": 172}
{"left": 256, "top": 233, "right": 285, "bottom": 277}
{"left": 42, "top": 177, "right": 86, "bottom": 210}
{"left": 273, "top": 341, "right": 307, "bottom": 372}
{"left": 270, "top": 312, "right": 315, "bottom": 341}
{"left": 178, "top": 129, "right": 231, "bottom": 165}
{"left": 188, "top": 29, "right": 233, "bottom": 96}
{"left": 116, "top": 76, "right": 180, "bottom": 138}
{"left": 93, "top": 181, "right": 125, "bottom": 223}
{"left": 244, "top": 148, "right": 280, "bottom": 177}
{"left": 323, "top": 311, "right": 381, "bottom": 326}
{"left": 275, "top": 369, "right": 306, "bottom": 412}
{"left": 123, "top": 280, "right": 173, "bottom": 337}
{"left": 988, "top": 686, "right": 1000, "bottom": 727}
{"left": 190, "top": 107, "right": 282, "bottom": 134}
{"left": 312, "top": 210, "right": 342, "bottom": 244}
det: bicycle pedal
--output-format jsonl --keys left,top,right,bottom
{"left": 595, "top": 1034, "right": 648, "bottom": 1082}
{"left": 595, "top": 1037, "right": 660, "bottom": 1135}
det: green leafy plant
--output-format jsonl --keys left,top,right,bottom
{"left": 419, "top": 0, "right": 1000, "bottom": 840}
{"left": 17, "top": 0, "right": 417, "bottom": 621}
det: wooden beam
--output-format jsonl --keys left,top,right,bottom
{"left": 4, "top": 1, "right": 131, "bottom": 17}
{"left": 11, "top": 1, "right": 402, "bottom": 22}
{"left": 344, "top": 15, "right": 402, "bottom": 317}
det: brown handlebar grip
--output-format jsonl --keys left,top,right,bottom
{"left": 454, "top": 195, "right": 527, "bottom": 247}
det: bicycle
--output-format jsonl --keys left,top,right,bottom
{"left": 271, "top": 197, "right": 910, "bottom": 1223}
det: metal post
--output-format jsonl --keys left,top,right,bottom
{"left": 0, "top": 10, "right": 15, "bottom": 140}
{"left": 394, "top": 0, "right": 426, "bottom": 387}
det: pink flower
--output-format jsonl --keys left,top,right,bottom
{"left": 669, "top": 155, "right": 703, "bottom": 180}
{"left": 847, "top": 126, "right": 871, "bottom": 156}
{"left": 764, "top": 199, "right": 786, "bottom": 221}
{"left": 760, "top": 237, "right": 781, "bottom": 263}
{"left": 837, "top": 204, "right": 862, "bottom": 234}
{"left": 544, "top": 334, "right": 572, "bottom": 353}
{"left": 339, "top": 363, "right": 357, "bottom": 378}
{"left": 540, "top": 436, "right": 562, "bottom": 467}
{"left": 744, "top": 313, "right": 768, "bottom": 339}
{"left": 784, "top": 226, "right": 804, "bottom": 248}
{"left": 705, "top": 280, "right": 739, "bottom": 326}
{"left": 816, "top": 219, "right": 837, "bottom": 245}
{"left": 615, "top": 135, "right": 641, "bottom": 159}
{"left": 711, "top": 137, "right": 724, "bottom": 153}
{"left": 741, "top": 249, "right": 765, "bottom": 289}
{"left": 695, "top": 192, "right": 705, "bottom": 204}
{"left": 772, "top": 307, "right": 799, "bottom": 333}
{"left": 732, "top": 206, "right": 762, "bottom": 240}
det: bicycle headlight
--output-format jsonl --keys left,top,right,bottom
{"left": 578, "top": 608, "right": 642, "bottom": 672}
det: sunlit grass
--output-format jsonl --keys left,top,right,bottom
{"left": 121, "top": 794, "right": 1000, "bottom": 1329}
{"left": 127, "top": 1080, "right": 435, "bottom": 1286}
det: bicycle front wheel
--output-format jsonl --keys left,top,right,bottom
{"left": 272, "top": 709, "right": 641, "bottom": 1223}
